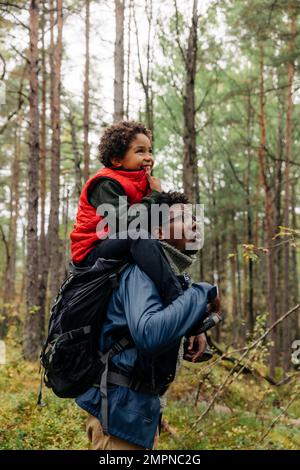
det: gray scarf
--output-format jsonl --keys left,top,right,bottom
{"left": 157, "top": 240, "right": 198, "bottom": 410}
{"left": 158, "top": 240, "right": 197, "bottom": 276}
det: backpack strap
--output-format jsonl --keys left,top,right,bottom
{"left": 106, "top": 371, "right": 161, "bottom": 395}
{"left": 97, "top": 337, "right": 131, "bottom": 435}
{"left": 94, "top": 337, "right": 162, "bottom": 435}
{"left": 93, "top": 370, "right": 162, "bottom": 394}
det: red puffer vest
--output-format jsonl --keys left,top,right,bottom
{"left": 70, "top": 167, "right": 151, "bottom": 263}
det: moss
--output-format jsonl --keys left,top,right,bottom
{"left": 0, "top": 347, "right": 299, "bottom": 450}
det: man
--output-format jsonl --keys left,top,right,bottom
{"left": 75, "top": 191, "right": 218, "bottom": 450}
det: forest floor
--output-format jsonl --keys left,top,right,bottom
{"left": 0, "top": 340, "right": 299, "bottom": 450}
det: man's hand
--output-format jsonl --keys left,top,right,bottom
{"left": 183, "top": 333, "right": 207, "bottom": 363}
{"left": 145, "top": 169, "right": 162, "bottom": 192}
{"left": 207, "top": 296, "right": 220, "bottom": 314}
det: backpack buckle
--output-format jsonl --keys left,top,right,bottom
{"left": 177, "top": 272, "right": 191, "bottom": 290}
{"left": 111, "top": 341, "right": 124, "bottom": 354}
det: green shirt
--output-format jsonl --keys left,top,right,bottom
{"left": 88, "top": 178, "right": 161, "bottom": 233}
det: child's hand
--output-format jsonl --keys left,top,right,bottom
{"left": 145, "top": 170, "right": 162, "bottom": 192}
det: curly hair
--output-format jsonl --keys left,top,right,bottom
{"left": 98, "top": 120, "right": 152, "bottom": 167}
{"left": 155, "top": 191, "right": 190, "bottom": 207}
{"left": 154, "top": 191, "right": 190, "bottom": 226}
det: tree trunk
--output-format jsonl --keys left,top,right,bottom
{"left": 258, "top": 44, "right": 277, "bottom": 376}
{"left": 133, "top": 0, "right": 154, "bottom": 135}
{"left": 229, "top": 250, "right": 238, "bottom": 346}
{"left": 282, "top": 14, "right": 296, "bottom": 372}
{"left": 0, "top": 121, "right": 20, "bottom": 339}
{"left": 290, "top": 179, "right": 299, "bottom": 342}
{"left": 0, "top": 66, "right": 25, "bottom": 338}
{"left": 83, "top": 0, "right": 90, "bottom": 181}
{"left": 61, "top": 186, "right": 70, "bottom": 278}
{"left": 114, "top": 0, "right": 124, "bottom": 122}
{"left": 23, "top": 0, "right": 40, "bottom": 361}
{"left": 245, "top": 89, "right": 254, "bottom": 335}
{"left": 274, "top": 81, "right": 284, "bottom": 361}
{"left": 38, "top": 2, "right": 48, "bottom": 345}
{"left": 182, "top": 0, "right": 198, "bottom": 204}
{"left": 48, "top": 0, "right": 63, "bottom": 304}
{"left": 69, "top": 112, "right": 83, "bottom": 199}
{"left": 125, "top": 0, "right": 133, "bottom": 119}
{"left": 211, "top": 171, "right": 223, "bottom": 343}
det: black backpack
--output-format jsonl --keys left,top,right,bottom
{"left": 39, "top": 257, "right": 130, "bottom": 401}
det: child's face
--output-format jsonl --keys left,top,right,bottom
{"left": 111, "top": 133, "right": 154, "bottom": 172}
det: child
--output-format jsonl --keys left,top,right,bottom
{"left": 70, "top": 120, "right": 183, "bottom": 306}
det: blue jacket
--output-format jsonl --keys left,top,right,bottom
{"left": 75, "top": 264, "right": 214, "bottom": 449}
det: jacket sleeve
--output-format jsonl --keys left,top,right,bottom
{"left": 118, "top": 265, "right": 214, "bottom": 357}
{"left": 88, "top": 178, "right": 161, "bottom": 232}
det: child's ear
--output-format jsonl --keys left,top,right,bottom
{"left": 111, "top": 157, "right": 122, "bottom": 167}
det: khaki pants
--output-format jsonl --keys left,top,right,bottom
{"left": 86, "top": 413, "right": 159, "bottom": 450}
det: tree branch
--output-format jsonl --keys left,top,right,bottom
{"left": 173, "top": 0, "right": 187, "bottom": 67}
{"left": 259, "top": 390, "right": 300, "bottom": 444}
{"left": 192, "top": 304, "right": 300, "bottom": 427}
{"left": 0, "top": 53, "right": 6, "bottom": 80}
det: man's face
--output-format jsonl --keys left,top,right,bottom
{"left": 157, "top": 205, "right": 201, "bottom": 253}
{"left": 111, "top": 133, "right": 154, "bottom": 172}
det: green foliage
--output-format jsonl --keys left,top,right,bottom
{"left": 0, "top": 358, "right": 87, "bottom": 450}
{"left": 0, "top": 342, "right": 299, "bottom": 450}
{"left": 0, "top": 0, "right": 299, "bottom": 448}
{"left": 157, "top": 361, "right": 300, "bottom": 450}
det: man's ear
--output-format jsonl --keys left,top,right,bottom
{"left": 111, "top": 157, "right": 122, "bottom": 167}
